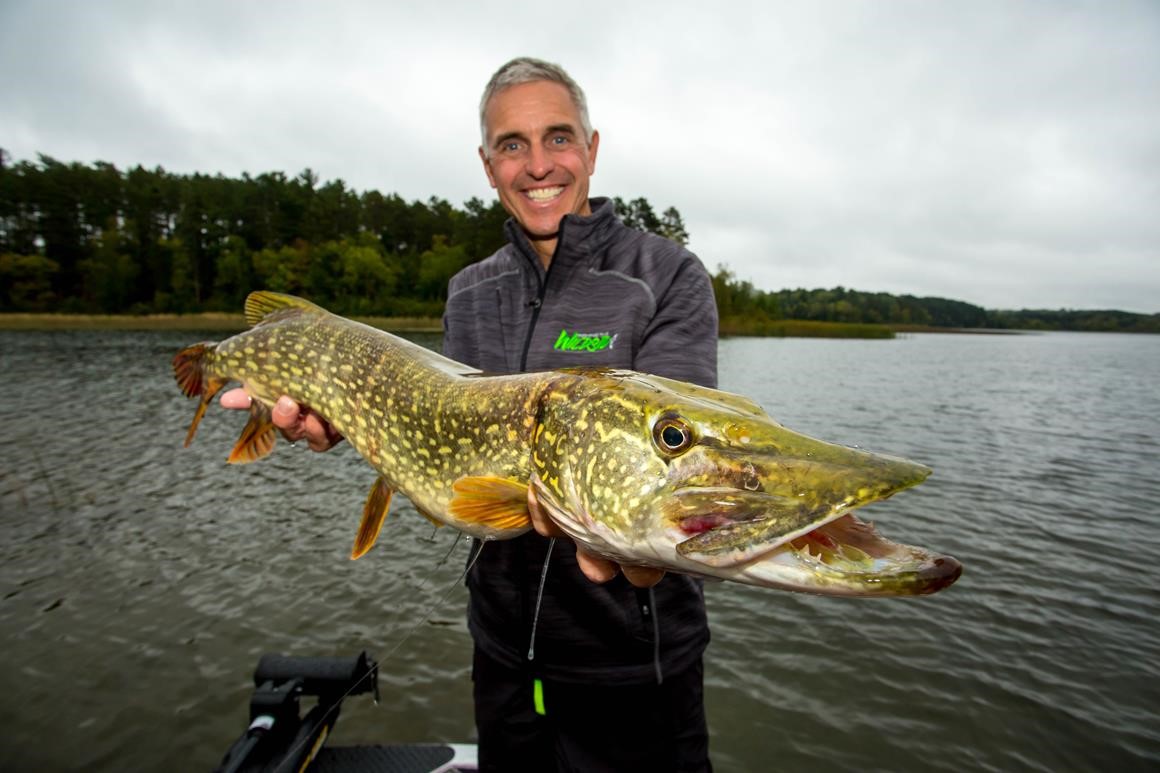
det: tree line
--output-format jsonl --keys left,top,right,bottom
{"left": 1, "top": 154, "right": 1155, "bottom": 333}
{"left": 711, "top": 269, "right": 1158, "bottom": 333}
{"left": 0, "top": 154, "right": 691, "bottom": 318}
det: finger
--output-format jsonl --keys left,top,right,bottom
{"left": 527, "top": 485, "right": 565, "bottom": 538}
{"left": 620, "top": 564, "right": 665, "bottom": 589}
{"left": 271, "top": 395, "right": 302, "bottom": 433}
{"left": 303, "top": 413, "right": 342, "bottom": 452}
{"left": 574, "top": 547, "right": 619, "bottom": 584}
{"left": 219, "top": 388, "right": 252, "bottom": 410}
{"left": 271, "top": 395, "right": 305, "bottom": 442}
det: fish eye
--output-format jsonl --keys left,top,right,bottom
{"left": 653, "top": 416, "right": 695, "bottom": 455}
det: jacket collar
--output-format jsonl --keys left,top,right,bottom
{"left": 504, "top": 197, "right": 618, "bottom": 278}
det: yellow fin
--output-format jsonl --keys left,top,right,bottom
{"left": 182, "top": 375, "right": 227, "bottom": 448}
{"left": 227, "top": 402, "right": 277, "bottom": 464}
{"left": 244, "top": 291, "right": 327, "bottom": 327}
{"left": 351, "top": 476, "right": 393, "bottom": 560}
{"left": 449, "top": 476, "right": 532, "bottom": 532}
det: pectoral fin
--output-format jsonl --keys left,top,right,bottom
{"left": 351, "top": 476, "right": 393, "bottom": 560}
{"left": 448, "top": 476, "right": 532, "bottom": 532}
{"left": 227, "top": 402, "right": 277, "bottom": 463}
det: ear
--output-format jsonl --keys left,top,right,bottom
{"left": 479, "top": 146, "right": 498, "bottom": 189}
{"left": 586, "top": 130, "right": 600, "bottom": 175}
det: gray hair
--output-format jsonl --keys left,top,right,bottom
{"left": 479, "top": 57, "right": 594, "bottom": 153}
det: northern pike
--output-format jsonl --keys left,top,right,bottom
{"left": 173, "top": 292, "right": 962, "bottom": 596}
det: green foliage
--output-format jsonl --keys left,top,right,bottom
{"left": 417, "top": 236, "right": 471, "bottom": 302}
{"left": 710, "top": 265, "right": 1157, "bottom": 334}
{"left": 0, "top": 253, "right": 59, "bottom": 310}
{"left": 986, "top": 308, "right": 1160, "bottom": 333}
{"left": 79, "top": 220, "right": 138, "bottom": 313}
{"left": 0, "top": 156, "right": 691, "bottom": 318}
{"left": 614, "top": 196, "right": 690, "bottom": 245}
{"left": 2, "top": 154, "right": 1152, "bottom": 334}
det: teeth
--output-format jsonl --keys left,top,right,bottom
{"left": 526, "top": 186, "right": 563, "bottom": 201}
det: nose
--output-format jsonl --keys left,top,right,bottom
{"left": 526, "top": 142, "right": 555, "bottom": 179}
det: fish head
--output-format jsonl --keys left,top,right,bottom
{"left": 532, "top": 370, "right": 961, "bottom": 597}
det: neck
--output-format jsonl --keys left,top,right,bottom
{"left": 528, "top": 235, "right": 556, "bottom": 269}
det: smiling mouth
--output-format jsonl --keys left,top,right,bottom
{"left": 526, "top": 186, "right": 564, "bottom": 201}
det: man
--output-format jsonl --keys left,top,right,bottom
{"left": 225, "top": 57, "right": 717, "bottom": 771}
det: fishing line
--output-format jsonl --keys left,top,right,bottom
{"left": 407, "top": 530, "right": 465, "bottom": 598}
{"left": 379, "top": 534, "right": 483, "bottom": 662}
{"left": 271, "top": 534, "right": 485, "bottom": 771}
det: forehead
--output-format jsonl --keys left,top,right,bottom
{"left": 483, "top": 80, "right": 582, "bottom": 143}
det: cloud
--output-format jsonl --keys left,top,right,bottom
{"left": 2, "top": 0, "right": 1157, "bottom": 311}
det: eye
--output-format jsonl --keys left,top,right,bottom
{"left": 653, "top": 415, "right": 695, "bottom": 455}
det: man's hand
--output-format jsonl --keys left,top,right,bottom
{"left": 220, "top": 389, "right": 343, "bottom": 452}
{"left": 527, "top": 485, "right": 664, "bottom": 589}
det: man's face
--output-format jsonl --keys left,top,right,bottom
{"left": 480, "top": 80, "right": 600, "bottom": 251}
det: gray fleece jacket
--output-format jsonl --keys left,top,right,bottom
{"left": 442, "top": 197, "right": 717, "bottom": 683}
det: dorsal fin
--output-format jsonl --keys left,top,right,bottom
{"left": 244, "top": 291, "right": 327, "bottom": 327}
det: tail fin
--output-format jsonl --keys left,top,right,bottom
{"left": 172, "top": 343, "right": 227, "bottom": 447}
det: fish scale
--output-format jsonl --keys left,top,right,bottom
{"left": 173, "top": 291, "right": 962, "bottom": 597}
{"left": 210, "top": 301, "right": 548, "bottom": 528}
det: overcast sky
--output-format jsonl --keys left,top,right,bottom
{"left": 3, "top": 1, "right": 1157, "bottom": 312}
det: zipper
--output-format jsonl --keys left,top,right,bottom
{"left": 520, "top": 289, "right": 544, "bottom": 373}
{"left": 516, "top": 223, "right": 564, "bottom": 656}
{"left": 518, "top": 222, "right": 564, "bottom": 372}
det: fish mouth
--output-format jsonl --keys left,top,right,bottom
{"left": 759, "top": 512, "right": 961, "bottom": 596}
{"left": 667, "top": 484, "right": 961, "bottom": 596}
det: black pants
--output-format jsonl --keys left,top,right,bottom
{"left": 472, "top": 646, "right": 712, "bottom": 773}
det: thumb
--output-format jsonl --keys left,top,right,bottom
{"left": 271, "top": 395, "right": 301, "bottom": 430}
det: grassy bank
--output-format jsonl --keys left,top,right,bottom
{"left": 888, "top": 323, "right": 1024, "bottom": 335}
{"left": 0, "top": 313, "right": 443, "bottom": 333}
{"left": 719, "top": 316, "right": 895, "bottom": 339}
{"left": 11, "top": 314, "right": 1013, "bottom": 340}
{"left": 6, "top": 312, "right": 893, "bottom": 338}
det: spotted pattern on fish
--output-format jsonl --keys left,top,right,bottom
{"left": 173, "top": 292, "right": 963, "bottom": 597}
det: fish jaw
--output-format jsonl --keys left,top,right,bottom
{"left": 716, "top": 513, "right": 962, "bottom": 596}
{"left": 529, "top": 469, "right": 961, "bottom": 598}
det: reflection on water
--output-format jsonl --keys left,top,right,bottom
{"left": 0, "top": 330, "right": 1157, "bottom": 771}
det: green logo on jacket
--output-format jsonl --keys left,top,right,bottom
{"left": 553, "top": 329, "right": 617, "bottom": 353}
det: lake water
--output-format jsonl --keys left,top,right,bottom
{"left": 0, "top": 329, "right": 1157, "bottom": 771}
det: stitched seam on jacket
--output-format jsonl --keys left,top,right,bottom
{"left": 446, "top": 268, "right": 522, "bottom": 302}
{"left": 586, "top": 267, "right": 658, "bottom": 317}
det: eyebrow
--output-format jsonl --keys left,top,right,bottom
{"left": 491, "top": 123, "right": 579, "bottom": 150}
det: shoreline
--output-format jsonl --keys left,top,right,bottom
{"left": 0, "top": 313, "right": 1032, "bottom": 337}
{"left": 0, "top": 312, "right": 444, "bottom": 333}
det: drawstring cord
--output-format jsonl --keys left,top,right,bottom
{"left": 527, "top": 538, "right": 556, "bottom": 661}
{"left": 649, "top": 586, "right": 663, "bottom": 685}
{"left": 527, "top": 542, "right": 663, "bottom": 688}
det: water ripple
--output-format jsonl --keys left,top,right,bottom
{"left": 0, "top": 330, "right": 1158, "bottom": 771}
